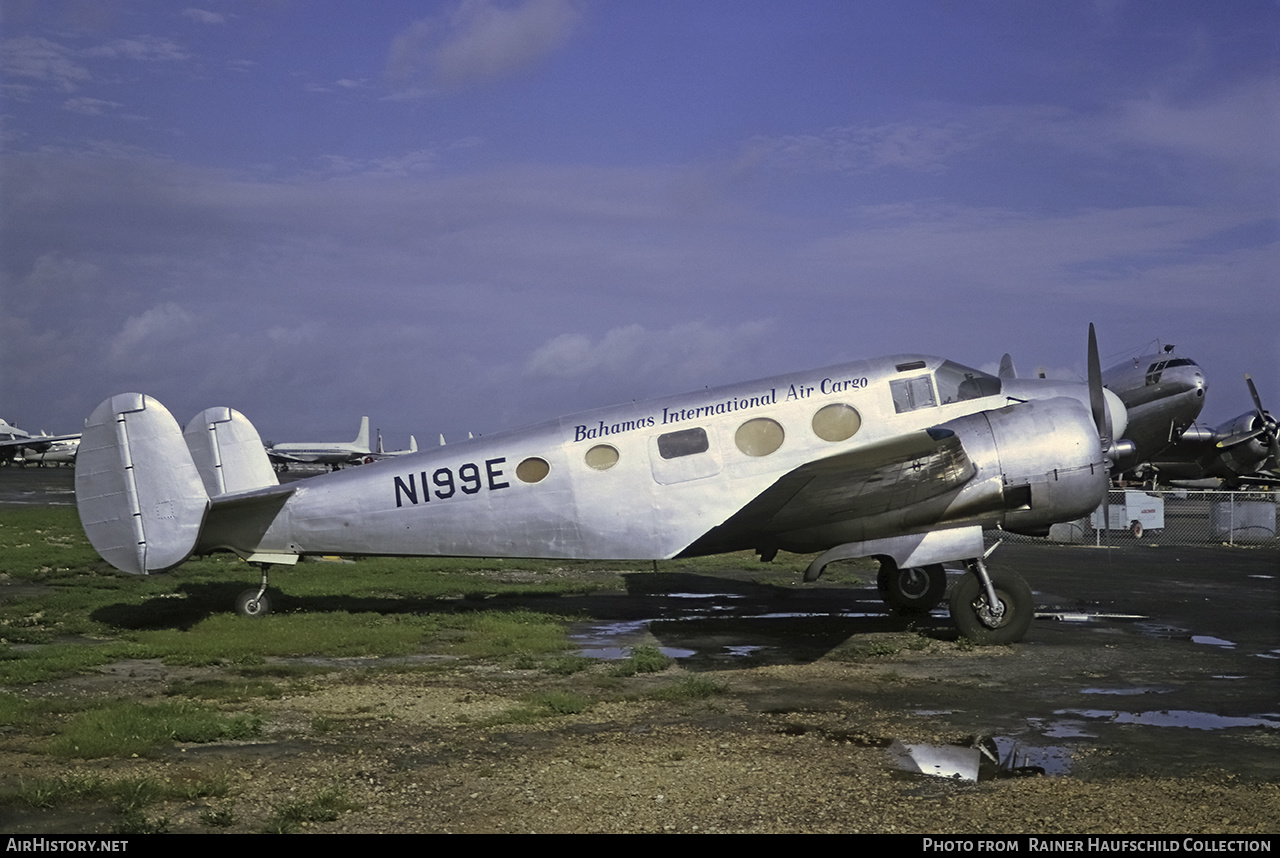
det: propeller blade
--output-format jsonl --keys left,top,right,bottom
{"left": 1086, "top": 324, "right": 1115, "bottom": 535}
{"left": 1245, "top": 374, "right": 1279, "bottom": 469}
{"left": 1246, "top": 375, "right": 1265, "bottom": 418}
{"left": 1087, "top": 323, "right": 1110, "bottom": 445}
{"left": 1216, "top": 427, "right": 1266, "bottom": 449}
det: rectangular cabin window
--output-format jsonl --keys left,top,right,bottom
{"left": 890, "top": 376, "right": 937, "bottom": 413}
{"left": 657, "top": 427, "right": 710, "bottom": 459}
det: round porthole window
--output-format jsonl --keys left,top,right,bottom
{"left": 585, "top": 444, "right": 619, "bottom": 471}
{"left": 516, "top": 456, "right": 550, "bottom": 483}
{"left": 812, "top": 403, "right": 861, "bottom": 442}
{"left": 735, "top": 417, "right": 785, "bottom": 457}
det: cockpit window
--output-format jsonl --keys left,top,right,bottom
{"left": 934, "top": 361, "right": 1002, "bottom": 404}
{"left": 890, "top": 375, "right": 937, "bottom": 413}
{"left": 1145, "top": 357, "right": 1197, "bottom": 385}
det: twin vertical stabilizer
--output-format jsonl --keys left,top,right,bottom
{"left": 75, "top": 395, "right": 279, "bottom": 574}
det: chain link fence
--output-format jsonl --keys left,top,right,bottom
{"left": 1002, "top": 489, "right": 1279, "bottom": 547}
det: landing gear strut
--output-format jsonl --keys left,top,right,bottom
{"left": 877, "top": 560, "right": 947, "bottom": 613}
{"left": 235, "top": 565, "right": 273, "bottom": 618}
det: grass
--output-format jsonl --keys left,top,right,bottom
{"left": 261, "top": 783, "right": 358, "bottom": 834}
{"left": 4, "top": 769, "right": 229, "bottom": 810}
{"left": 0, "top": 504, "right": 910, "bottom": 831}
{"left": 479, "top": 688, "right": 595, "bottom": 726}
{"left": 45, "top": 700, "right": 262, "bottom": 758}
{"left": 0, "top": 508, "right": 819, "bottom": 771}
{"left": 609, "top": 645, "right": 673, "bottom": 676}
{"left": 648, "top": 674, "right": 729, "bottom": 700}
{"left": 0, "top": 507, "right": 827, "bottom": 688}
{"left": 0, "top": 505, "right": 592, "bottom": 681}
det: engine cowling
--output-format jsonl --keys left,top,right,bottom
{"left": 939, "top": 397, "right": 1111, "bottom": 536}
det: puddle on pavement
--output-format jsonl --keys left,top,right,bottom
{"left": 1037, "top": 611, "right": 1147, "bottom": 623}
{"left": 1054, "top": 709, "right": 1280, "bottom": 730}
{"left": 889, "top": 735, "right": 1071, "bottom": 781}
{"left": 570, "top": 586, "right": 1278, "bottom": 780}
{"left": 568, "top": 596, "right": 891, "bottom": 662}
{"left": 1193, "top": 635, "right": 1236, "bottom": 648}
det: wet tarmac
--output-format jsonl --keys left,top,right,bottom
{"left": 562, "top": 543, "right": 1279, "bottom": 780}
{"left": 0, "top": 465, "right": 75, "bottom": 506}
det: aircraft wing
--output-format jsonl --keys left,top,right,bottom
{"left": 683, "top": 428, "right": 975, "bottom": 554}
{"left": 0, "top": 432, "right": 80, "bottom": 450}
{"left": 265, "top": 450, "right": 324, "bottom": 464}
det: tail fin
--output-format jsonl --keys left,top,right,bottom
{"left": 76, "top": 394, "right": 209, "bottom": 574}
{"left": 353, "top": 416, "right": 370, "bottom": 452}
{"left": 184, "top": 407, "right": 278, "bottom": 496}
{"left": 998, "top": 353, "right": 1018, "bottom": 380}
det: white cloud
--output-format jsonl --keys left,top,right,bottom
{"left": 0, "top": 36, "right": 91, "bottom": 92}
{"left": 739, "top": 120, "right": 980, "bottom": 176}
{"left": 82, "top": 36, "right": 190, "bottom": 63}
{"left": 809, "top": 202, "right": 1274, "bottom": 310}
{"left": 108, "top": 303, "right": 195, "bottom": 365}
{"left": 524, "top": 322, "right": 772, "bottom": 388}
{"left": 386, "top": 0, "right": 581, "bottom": 95}
{"left": 62, "top": 96, "right": 123, "bottom": 116}
{"left": 1114, "top": 76, "right": 1280, "bottom": 169}
{"left": 182, "top": 9, "right": 226, "bottom": 25}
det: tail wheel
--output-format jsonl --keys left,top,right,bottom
{"left": 235, "top": 588, "right": 272, "bottom": 618}
{"left": 877, "top": 562, "right": 947, "bottom": 613}
{"left": 948, "top": 570, "right": 1033, "bottom": 644}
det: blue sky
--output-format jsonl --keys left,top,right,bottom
{"left": 2, "top": 0, "right": 1276, "bottom": 446}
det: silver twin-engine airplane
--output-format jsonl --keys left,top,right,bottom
{"left": 77, "top": 326, "right": 1150, "bottom": 644}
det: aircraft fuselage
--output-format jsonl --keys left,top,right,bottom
{"left": 198, "top": 354, "right": 1116, "bottom": 563}
{"left": 1100, "top": 352, "right": 1206, "bottom": 469}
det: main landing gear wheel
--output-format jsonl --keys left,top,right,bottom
{"left": 948, "top": 569, "right": 1033, "bottom": 645}
{"left": 878, "top": 562, "right": 947, "bottom": 613}
{"left": 235, "top": 588, "right": 272, "bottom": 618}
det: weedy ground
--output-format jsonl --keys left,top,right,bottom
{"left": 0, "top": 506, "right": 872, "bottom": 833}
{"left": 3, "top": 506, "right": 1277, "bottom": 834}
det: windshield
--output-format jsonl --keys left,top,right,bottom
{"left": 935, "top": 361, "right": 1002, "bottom": 404}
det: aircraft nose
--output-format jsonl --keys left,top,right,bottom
{"left": 1171, "top": 365, "right": 1206, "bottom": 397}
{"left": 1103, "top": 387, "right": 1129, "bottom": 441}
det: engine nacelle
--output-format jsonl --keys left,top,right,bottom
{"left": 1209, "top": 412, "right": 1275, "bottom": 479}
{"left": 940, "top": 397, "right": 1110, "bottom": 536}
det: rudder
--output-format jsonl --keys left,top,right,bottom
{"left": 184, "top": 407, "right": 278, "bottom": 496}
{"left": 75, "top": 394, "right": 209, "bottom": 574}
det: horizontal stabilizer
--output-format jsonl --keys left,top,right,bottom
{"left": 184, "top": 407, "right": 278, "bottom": 496}
{"left": 75, "top": 394, "right": 209, "bottom": 575}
